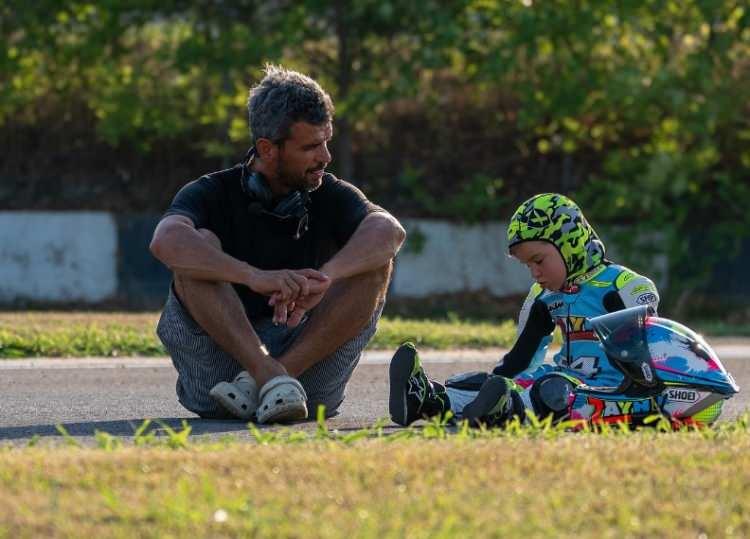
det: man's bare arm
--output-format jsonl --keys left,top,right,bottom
{"left": 150, "top": 215, "right": 328, "bottom": 301}
{"left": 150, "top": 215, "right": 251, "bottom": 283}
{"left": 320, "top": 211, "right": 406, "bottom": 281}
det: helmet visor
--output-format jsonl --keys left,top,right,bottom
{"left": 590, "top": 306, "right": 658, "bottom": 387}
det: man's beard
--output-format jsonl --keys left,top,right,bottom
{"left": 277, "top": 160, "right": 324, "bottom": 193}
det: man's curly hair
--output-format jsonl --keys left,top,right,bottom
{"left": 247, "top": 65, "right": 334, "bottom": 145}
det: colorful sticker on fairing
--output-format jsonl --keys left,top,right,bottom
{"left": 569, "top": 389, "right": 723, "bottom": 426}
{"left": 665, "top": 388, "right": 701, "bottom": 403}
{"left": 556, "top": 315, "right": 597, "bottom": 341}
{"left": 569, "top": 394, "right": 660, "bottom": 424}
{"left": 660, "top": 388, "right": 708, "bottom": 418}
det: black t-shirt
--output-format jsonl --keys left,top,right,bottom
{"left": 163, "top": 166, "right": 382, "bottom": 318}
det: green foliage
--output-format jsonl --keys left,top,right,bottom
{"left": 155, "top": 420, "right": 193, "bottom": 449}
{"left": 28, "top": 412, "right": 750, "bottom": 450}
{"left": 451, "top": 0, "right": 750, "bottom": 301}
{"left": 94, "top": 430, "right": 123, "bottom": 451}
{"left": 400, "top": 167, "right": 508, "bottom": 222}
{"left": 2, "top": 0, "right": 749, "bottom": 300}
{"left": 2, "top": 0, "right": 280, "bottom": 153}
{"left": 402, "top": 224, "right": 427, "bottom": 255}
{"left": 54, "top": 424, "right": 81, "bottom": 448}
{"left": 133, "top": 419, "right": 156, "bottom": 447}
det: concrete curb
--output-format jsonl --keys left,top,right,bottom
{"left": 0, "top": 350, "right": 503, "bottom": 370}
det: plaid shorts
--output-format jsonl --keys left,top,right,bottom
{"left": 156, "top": 285, "right": 383, "bottom": 418}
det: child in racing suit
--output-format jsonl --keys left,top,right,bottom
{"left": 388, "top": 192, "right": 660, "bottom": 427}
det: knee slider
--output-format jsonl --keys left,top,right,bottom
{"left": 529, "top": 374, "right": 576, "bottom": 421}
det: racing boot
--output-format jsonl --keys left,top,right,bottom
{"left": 462, "top": 374, "right": 525, "bottom": 428}
{"left": 389, "top": 342, "right": 450, "bottom": 426}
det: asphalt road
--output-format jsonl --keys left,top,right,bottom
{"left": 1, "top": 344, "right": 748, "bottom": 446}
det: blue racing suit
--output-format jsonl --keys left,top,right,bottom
{"left": 495, "top": 263, "right": 660, "bottom": 397}
{"left": 444, "top": 193, "right": 661, "bottom": 420}
{"left": 445, "top": 263, "right": 660, "bottom": 416}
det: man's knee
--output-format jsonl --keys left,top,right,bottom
{"left": 173, "top": 272, "right": 219, "bottom": 306}
{"left": 327, "top": 264, "right": 389, "bottom": 331}
{"left": 346, "top": 261, "right": 393, "bottom": 301}
{"left": 371, "top": 260, "right": 393, "bottom": 289}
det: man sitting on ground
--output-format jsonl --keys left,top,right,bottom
{"left": 150, "top": 65, "right": 405, "bottom": 423}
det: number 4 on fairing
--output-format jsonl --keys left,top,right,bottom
{"left": 568, "top": 356, "right": 600, "bottom": 377}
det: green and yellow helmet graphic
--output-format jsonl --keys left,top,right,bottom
{"left": 507, "top": 193, "right": 606, "bottom": 283}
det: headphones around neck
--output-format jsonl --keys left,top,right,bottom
{"left": 239, "top": 147, "right": 310, "bottom": 240}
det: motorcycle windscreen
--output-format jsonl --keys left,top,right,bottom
{"left": 589, "top": 306, "right": 658, "bottom": 387}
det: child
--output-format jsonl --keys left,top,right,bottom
{"left": 389, "top": 193, "right": 660, "bottom": 427}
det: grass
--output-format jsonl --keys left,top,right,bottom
{"left": 0, "top": 311, "right": 519, "bottom": 358}
{"left": 2, "top": 414, "right": 750, "bottom": 538}
{"left": 0, "top": 311, "right": 746, "bottom": 359}
{"left": 689, "top": 320, "right": 750, "bottom": 338}
{"left": 0, "top": 312, "right": 164, "bottom": 358}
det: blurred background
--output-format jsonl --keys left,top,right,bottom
{"left": 1, "top": 0, "right": 748, "bottom": 323}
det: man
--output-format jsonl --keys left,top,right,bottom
{"left": 150, "top": 65, "right": 405, "bottom": 424}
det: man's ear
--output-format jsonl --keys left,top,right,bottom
{"left": 255, "top": 138, "right": 279, "bottom": 162}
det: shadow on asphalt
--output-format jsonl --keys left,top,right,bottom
{"left": 0, "top": 417, "right": 252, "bottom": 441}
{"left": 0, "top": 417, "right": 404, "bottom": 443}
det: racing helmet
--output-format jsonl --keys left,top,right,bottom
{"left": 590, "top": 306, "right": 739, "bottom": 395}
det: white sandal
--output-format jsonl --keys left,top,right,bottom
{"left": 256, "top": 375, "right": 308, "bottom": 424}
{"left": 209, "top": 371, "right": 259, "bottom": 420}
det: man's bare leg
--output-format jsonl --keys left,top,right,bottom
{"left": 278, "top": 262, "right": 392, "bottom": 377}
{"left": 173, "top": 229, "right": 287, "bottom": 387}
